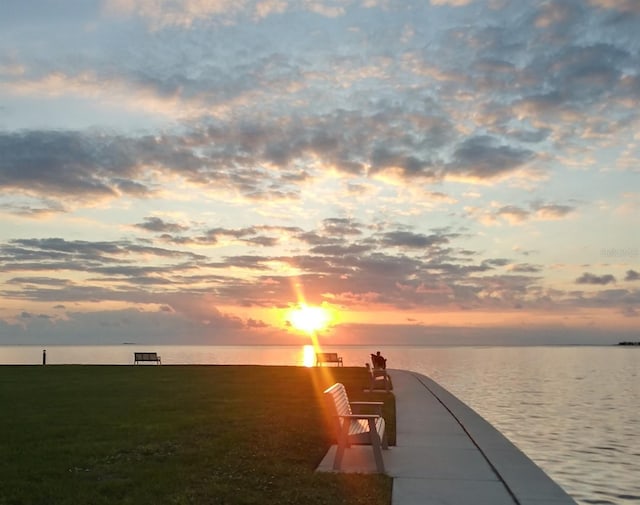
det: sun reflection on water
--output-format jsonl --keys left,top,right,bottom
{"left": 302, "top": 344, "right": 316, "bottom": 367}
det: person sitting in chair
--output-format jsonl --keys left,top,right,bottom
{"left": 370, "top": 351, "right": 387, "bottom": 370}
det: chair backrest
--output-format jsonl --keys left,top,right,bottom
{"left": 371, "top": 355, "right": 386, "bottom": 369}
{"left": 135, "top": 352, "right": 156, "bottom": 360}
{"left": 324, "top": 382, "right": 352, "bottom": 418}
{"left": 317, "top": 352, "right": 338, "bottom": 361}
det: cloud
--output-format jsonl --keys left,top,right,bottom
{"left": 534, "top": 1, "right": 577, "bottom": 28}
{"left": 496, "top": 206, "right": 530, "bottom": 224}
{"left": 1, "top": 64, "right": 612, "bottom": 214}
{"left": 135, "top": 217, "right": 189, "bottom": 233}
{"left": 552, "top": 44, "right": 628, "bottom": 100}
{"left": 379, "top": 230, "right": 450, "bottom": 249}
{"left": 174, "top": 225, "right": 301, "bottom": 248}
{"left": 0, "top": 238, "right": 205, "bottom": 283}
{"left": 1, "top": 217, "right": 634, "bottom": 330}
{"left": 7, "top": 277, "right": 72, "bottom": 287}
{"left": 471, "top": 200, "right": 576, "bottom": 226}
{"left": 105, "top": 0, "right": 250, "bottom": 28}
{"left": 0, "top": 226, "right": 452, "bottom": 312}
{"left": 1, "top": 306, "right": 263, "bottom": 345}
{"left": 0, "top": 127, "right": 305, "bottom": 205}
{"left": 104, "top": 0, "right": 356, "bottom": 28}
{"left": 570, "top": 288, "right": 640, "bottom": 312}
{"left": 447, "top": 136, "right": 535, "bottom": 180}
{"left": 625, "top": 270, "right": 640, "bottom": 281}
{"left": 513, "top": 43, "right": 634, "bottom": 133}
{"left": 532, "top": 202, "right": 575, "bottom": 220}
{"left": 430, "top": 0, "right": 473, "bottom": 6}
{"left": 576, "top": 272, "right": 616, "bottom": 285}
{"left": 321, "top": 218, "right": 364, "bottom": 237}
{"left": 589, "top": 0, "right": 640, "bottom": 14}
{"left": 0, "top": 196, "right": 67, "bottom": 217}
{"left": 509, "top": 263, "right": 542, "bottom": 273}
{"left": 0, "top": 130, "right": 182, "bottom": 203}
{"left": 0, "top": 131, "right": 127, "bottom": 200}
{"left": 309, "top": 243, "right": 373, "bottom": 256}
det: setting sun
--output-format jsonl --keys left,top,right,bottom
{"left": 288, "top": 304, "right": 331, "bottom": 334}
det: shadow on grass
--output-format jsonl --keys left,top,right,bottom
{"left": 0, "top": 365, "right": 394, "bottom": 505}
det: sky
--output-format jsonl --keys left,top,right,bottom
{"left": 0, "top": 0, "right": 639, "bottom": 346}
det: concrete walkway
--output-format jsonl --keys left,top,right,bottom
{"left": 318, "top": 369, "right": 577, "bottom": 505}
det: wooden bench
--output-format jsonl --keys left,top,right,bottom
{"left": 134, "top": 352, "right": 161, "bottom": 364}
{"left": 365, "top": 363, "right": 392, "bottom": 392}
{"left": 316, "top": 352, "right": 343, "bottom": 367}
{"left": 324, "top": 382, "right": 388, "bottom": 472}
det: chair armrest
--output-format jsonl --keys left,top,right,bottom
{"left": 350, "top": 401, "right": 384, "bottom": 415}
{"left": 337, "top": 414, "right": 380, "bottom": 420}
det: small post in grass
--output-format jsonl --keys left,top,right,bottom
{"left": 42, "top": 349, "right": 46, "bottom": 365}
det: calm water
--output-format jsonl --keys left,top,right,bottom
{"left": 2, "top": 344, "right": 639, "bottom": 505}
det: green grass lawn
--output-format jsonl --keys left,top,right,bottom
{"left": 0, "top": 365, "right": 394, "bottom": 505}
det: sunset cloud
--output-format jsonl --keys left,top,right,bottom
{"left": 576, "top": 273, "right": 616, "bottom": 285}
{"left": 625, "top": 270, "right": 640, "bottom": 282}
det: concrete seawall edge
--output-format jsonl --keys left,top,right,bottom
{"left": 406, "top": 370, "right": 578, "bottom": 505}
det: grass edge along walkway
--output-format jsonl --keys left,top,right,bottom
{"left": 0, "top": 365, "right": 394, "bottom": 505}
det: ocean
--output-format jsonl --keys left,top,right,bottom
{"left": 2, "top": 344, "right": 638, "bottom": 505}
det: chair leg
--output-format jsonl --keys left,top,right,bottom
{"left": 333, "top": 443, "right": 345, "bottom": 471}
{"left": 368, "top": 419, "right": 385, "bottom": 473}
{"left": 333, "top": 420, "right": 350, "bottom": 470}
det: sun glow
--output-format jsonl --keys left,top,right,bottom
{"left": 288, "top": 304, "right": 331, "bottom": 334}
